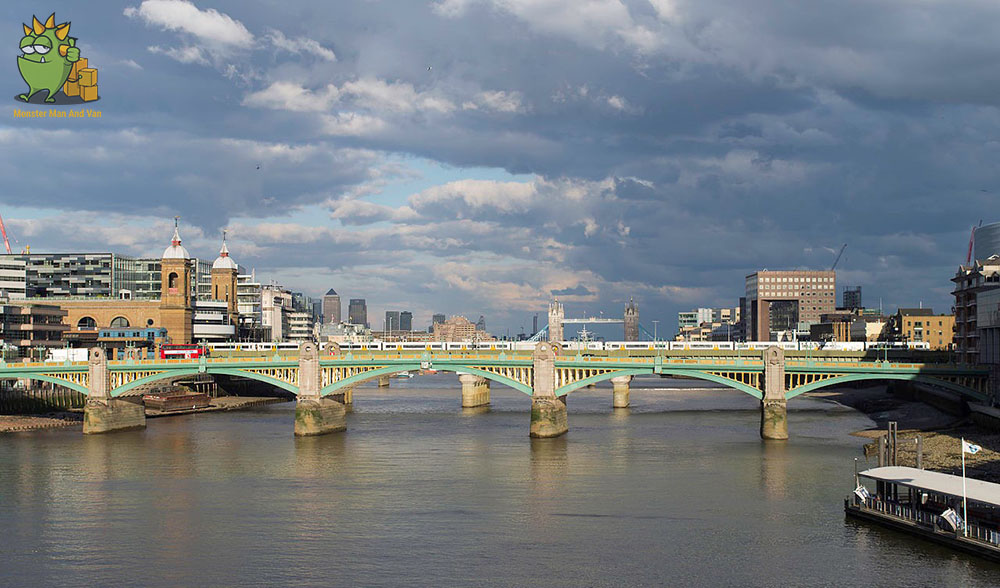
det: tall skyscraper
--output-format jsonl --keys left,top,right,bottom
{"left": 399, "top": 311, "right": 413, "bottom": 331}
{"left": 532, "top": 314, "right": 538, "bottom": 336}
{"left": 385, "top": 310, "right": 401, "bottom": 331}
{"left": 431, "top": 313, "right": 446, "bottom": 332}
{"left": 348, "top": 298, "right": 367, "bottom": 327}
{"left": 476, "top": 315, "right": 486, "bottom": 332}
{"left": 323, "top": 288, "right": 341, "bottom": 324}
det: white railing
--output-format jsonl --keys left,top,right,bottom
{"left": 860, "top": 497, "right": 1000, "bottom": 546}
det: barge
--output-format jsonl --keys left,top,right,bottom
{"left": 845, "top": 466, "right": 1000, "bottom": 561}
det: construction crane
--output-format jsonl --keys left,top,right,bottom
{"left": 966, "top": 220, "right": 983, "bottom": 264}
{"left": 830, "top": 243, "right": 847, "bottom": 271}
{"left": 0, "top": 214, "right": 12, "bottom": 254}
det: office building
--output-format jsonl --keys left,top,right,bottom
{"left": 745, "top": 270, "right": 836, "bottom": 341}
{"left": 348, "top": 298, "right": 367, "bottom": 327}
{"left": 887, "top": 308, "right": 954, "bottom": 350}
{"left": 843, "top": 286, "right": 862, "bottom": 310}
{"left": 323, "top": 289, "right": 341, "bottom": 324}
{"left": 385, "top": 310, "right": 401, "bottom": 331}
{"left": 0, "top": 301, "right": 67, "bottom": 357}
{"left": 974, "top": 221, "right": 1000, "bottom": 261}
{"left": 399, "top": 311, "right": 413, "bottom": 331}
{"left": 431, "top": 313, "right": 446, "bottom": 332}
{"left": 0, "top": 257, "right": 26, "bottom": 300}
{"left": 262, "top": 286, "right": 293, "bottom": 342}
{"left": 433, "top": 316, "right": 490, "bottom": 341}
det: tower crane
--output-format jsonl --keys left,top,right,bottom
{"left": 0, "top": 214, "right": 12, "bottom": 254}
{"left": 830, "top": 243, "right": 847, "bottom": 271}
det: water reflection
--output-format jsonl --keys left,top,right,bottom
{"left": 760, "top": 440, "right": 789, "bottom": 500}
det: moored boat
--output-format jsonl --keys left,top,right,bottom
{"left": 845, "top": 466, "right": 1000, "bottom": 561}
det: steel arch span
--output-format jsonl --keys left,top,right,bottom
{"left": 785, "top": 373, "right": 988, "bottom": 402}
{"left": 319, "top": 364, "right": 533, "bottom": 397}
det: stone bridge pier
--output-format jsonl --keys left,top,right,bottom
{"left": 611, "top": 375, "right": 632, "bottom": 408}
{"left": 83, "top": 347, "right": 145, "bottom": 434}
{"left": 530, "top": 342, "right": 568, "bottom": 438}
{"left": 760, "top": 347, "right": 788, "bottom": 440}
{"left": 459, "top": 374, "right": 490, "bottom": 408}
{"left": 294, "top": 342, "right": 346, "bottom": 436}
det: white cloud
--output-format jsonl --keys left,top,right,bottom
{"left": 148, "top": 44, "right": 208, "bottom": 65}
{"left": 243, "top": 81, "right": 342, "bottom": 112}
{"left": 463, "top": 90, "right": 526, "bottom": 113}
{"left": 342, "top": 78, "right": 455, "bottom": 114}
{"left": 410, "top": 179, "right": 538, "bottom": 212}
{"left": 124, "top": 0, "right": 254, "bottom": 47}
{"left": 266, "top": 29, "right": 337, "bottom": 62}
{"left": 321, "top": 112, "right": 388, "bottom": 136}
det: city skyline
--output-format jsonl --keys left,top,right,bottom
{"left": 3, "top": 1, "right": 992, "bottom": 335}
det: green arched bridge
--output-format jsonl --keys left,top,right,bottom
{"left": 7, "top": 343, "right": 989, "bottom": 439}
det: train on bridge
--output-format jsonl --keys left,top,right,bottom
{"left": 202, "top": 340, "right": 931, "bottom": 355}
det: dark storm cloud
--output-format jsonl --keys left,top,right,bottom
{"left": 2, "top": 0, "right": 999, "bottom": 331}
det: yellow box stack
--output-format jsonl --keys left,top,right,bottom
{"left": 77, "top": 66, "right": 98, "bottom": 102}
{"left": 63, "top": 57, "right": 86, "bottom": 98}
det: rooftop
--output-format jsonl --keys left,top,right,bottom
{"left": 860, "top": 466, "right": 1000, "bottom": 507}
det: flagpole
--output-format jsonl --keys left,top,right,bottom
{"left": 962, "top": 437, "right": 968, "bottom": 537}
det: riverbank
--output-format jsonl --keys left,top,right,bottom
{"left": 0, "top": 396, "right": 290, "bottom": 433}
{"left": 807, "top": 385, "right": 1000, "bottom": 482}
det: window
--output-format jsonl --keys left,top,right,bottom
{"left": 110, "top": 317, "right": 130, "bottom": 328}
{"left": 168, "top": 272, "right": 178, "bottom": 290}
{"left": 77, "top": 317, "right": 97, "bottom": 329}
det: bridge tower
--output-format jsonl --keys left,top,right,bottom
{"left": 211, "top": 230, "right": 239, "bottom": 326}
{"left": 82, "top": 347, "right": 145, "bottom": 434}
{"left": 160, "top": 219, "right": 193, "bottom": 344}
{"left": 547, "top": 300, "right": 564, "bottom": 343}
{"left": 294, "top": 341, "right": 347, "bottom": 436}
{"left": 761, "top": 346, "right": 788, "bottom": 440}
{"left": 624, "top": 297, "right": 639, "bottom": 341}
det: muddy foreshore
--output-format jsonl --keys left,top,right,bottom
{"left": 808, "top": 385, "right": 1000, "bottom": 483}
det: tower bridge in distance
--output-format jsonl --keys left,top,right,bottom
{"left": 1, "top": 342, "right": 989, "bottom": 440}
{"left": 533, "top": 298, "right": 645, "bottom": 342}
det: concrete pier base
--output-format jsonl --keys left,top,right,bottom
{"left": 459, "top": 374, "right": 490, "bottom": 408}
{"left": 530, "top": 397, "right": 568, "bottom": 438}
{"left": 611, "top": 375, "right": 632, "bottom": 408}
{"left": 83, "top": 398, "right": 146, "bottom": 434}
{"left": 760, "top": 399, "right": 788, "bottom": 440}
{"left": 294, "top": 397, "right": 347, "bottom": 436}
{"left": 377, "top": 375, "right": 390, "bottom": 387}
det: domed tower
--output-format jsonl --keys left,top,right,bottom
{"left": 159, "top": 218, "right": 193, "bottom": 343}
{"left": 211, "top": 230, "right": 239, "bottom": 321}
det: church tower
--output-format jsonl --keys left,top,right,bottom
{"left": 211, "top": 230, "right": 239, "bottom": 323}
{"left": 159, "top": 218, "right": 193, "bottom": 343}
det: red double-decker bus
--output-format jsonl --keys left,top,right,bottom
{"left": 159, "top": 344, "right": 208, "bottom": 360}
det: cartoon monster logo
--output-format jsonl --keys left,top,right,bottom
{"left": 17, "top": 13, "right": 79, "bottom": 103}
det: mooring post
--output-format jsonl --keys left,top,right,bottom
{"left": 294, "top": 341, "right": 346, "bottom": 436}
{"left": 529, "top": 342, "right": 568, "bottom": 438}
{"left": 83, "top": 347, "right": 145, "bottom": 434}
{"left": 760, "top": 346, "right": 788, "bottom": 440}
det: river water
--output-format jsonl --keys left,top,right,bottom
{"left": 2, "top": 375, "right": 999, "bottom": 587}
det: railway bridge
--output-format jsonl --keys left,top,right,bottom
{"left": 1, "top": 343, "right": 989, "bottom": 438}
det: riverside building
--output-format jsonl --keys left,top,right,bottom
{"left": 745, "top": 270, "right": 836, "bottom": 341}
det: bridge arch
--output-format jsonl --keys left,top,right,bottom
{"left": 109, "top": 367, "right": 300, "bottom": 397}
{"left": 554, "top": 368, "right": 653, "bottom": 397}
{"left": 654, "top": 369, "right": 764, "bottom": 399}
{"left": 785, "top": 373, "right": 988, "bottom": 402}
{"left": 319, "top": 364, "right": 533, "bottom": 397}
{"left": 0, "top": 372, "right": 89, "bottom": 395}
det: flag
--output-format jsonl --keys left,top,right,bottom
{"left": 963, "top": 440, "right": 981, "bottom": 455}
{"left": 940, "top": 508, "right": 962, "bottom": 532}
{"left": 854, "top": 485, "right": 871, "bottom": 502}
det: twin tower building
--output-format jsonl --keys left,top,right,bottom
{"left": 58, "top": 222, "right": 239, "bottom": 345}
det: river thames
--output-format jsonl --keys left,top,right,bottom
{"left": 2, "top": 375, "right": 999, "bottom": 587}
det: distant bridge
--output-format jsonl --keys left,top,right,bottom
{"left": 4, "top": 343, "right": 989, "bottom": 439}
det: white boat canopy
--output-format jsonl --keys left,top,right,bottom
{"left": 860, "top": 466, "right": 1000, "bottom": 507}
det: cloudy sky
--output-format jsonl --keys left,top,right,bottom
{"left": 3, "top": 0, "right": 997, "bottom": 336}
